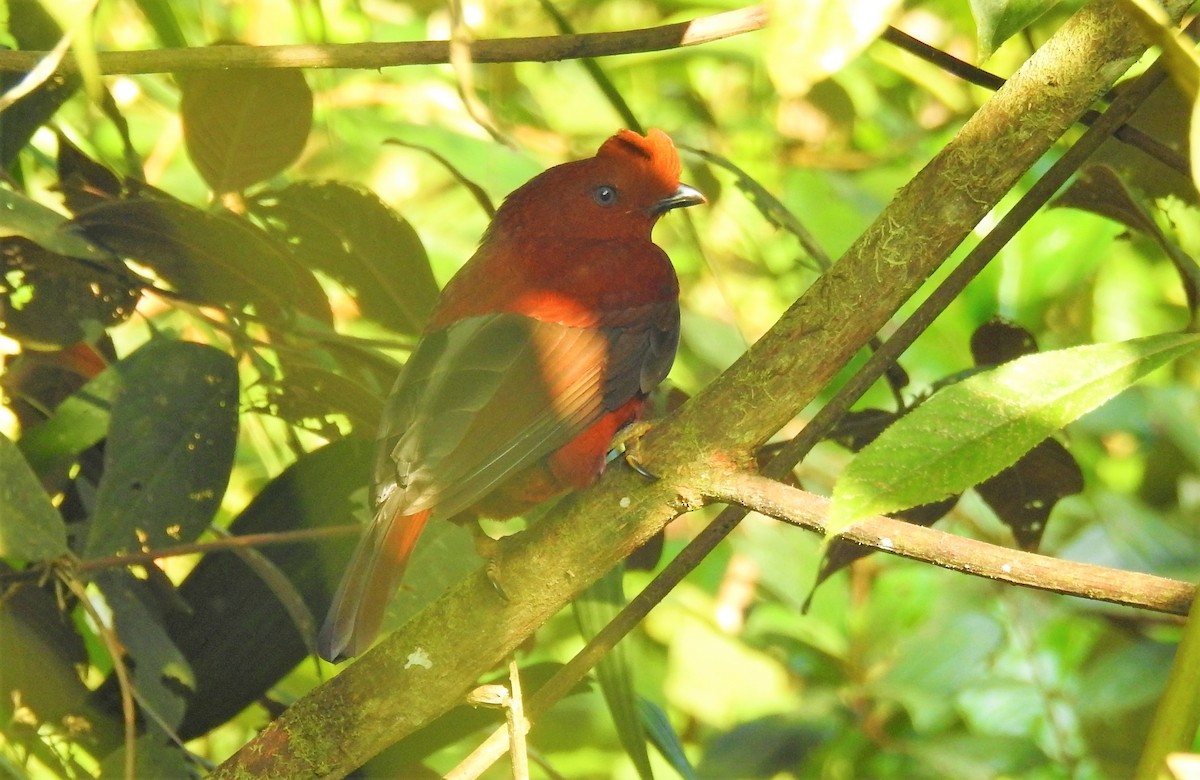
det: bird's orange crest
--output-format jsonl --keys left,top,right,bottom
{"left": 597, "top": 128, "right": 683, "bottom": 185}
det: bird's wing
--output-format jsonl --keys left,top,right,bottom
{"left": 373, "top": 304, "right": 678, "bottom": 520}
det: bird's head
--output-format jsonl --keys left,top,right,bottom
{"left": 491, "top": 129, "right": 705, "bottom": 242}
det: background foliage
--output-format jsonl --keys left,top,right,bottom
{"left": 1, "top": 0, "right": 1198, "bottom": 778}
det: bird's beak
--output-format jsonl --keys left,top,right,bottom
{"left": 650, "top": 183, "right": 706, "bottom": 216}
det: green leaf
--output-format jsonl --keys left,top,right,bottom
{"left": 17, "top": 358, "right": 121, "bottom": 480}
{"left": 83, "top": 340, "right": 238, "bottom": 559}
{"left": 179, "top": 53, "right": 313, "bottom": 194}
{"left": 0, "top": 433, "right": 67, "bottom": 561}
{"left": 71, "top": 196, "right": 329, "bottom": 321}
{"left": 249, "top": 181, "right": 438, "bottom": 336}
{"left": 828, "top": 332, "right": 1200, "bottom": 536}
{"left": 969, "top": 0, "right": 1060, "bottom": 60}
{"left": 639, "top": 697, "right": 696, "bottom": 780}
{"left": 0, "top": 187, "right": 112, "bottom": 260}
{"left": 574, "top": 566, "right": 653, "bottom": 780}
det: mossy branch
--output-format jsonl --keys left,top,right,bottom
{"left": 211, "top": 1, "right": 1190, "bottom": 777}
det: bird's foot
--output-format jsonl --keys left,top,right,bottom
{"left": 471, "top": 525, "right": 511, "bottom": 601}
{"left": 613, "top": 420, "right": 659, "bottom": 481}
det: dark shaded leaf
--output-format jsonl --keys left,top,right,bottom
{"left": 168, "top": 438, "right": 372, "bottom": 739}
{"left": 1055, "top": 164, "right": 1200, "bottom": 320}
{"left": 55, "top": 132, "right": 123, "bottom": 214}
{"left": 575, "top": 566, "right": 653, "bottom": 780}
{"left": 179, "top": 54, "right": 313, "bottom": 194}
{"left": 249, "top": 181, "right": 438, "bottom": 335}
{"left": 1082, "top": 77, "right": 1194, "bottom": 203}
{"left": 0, "top": 433, "right": 67, "bottom": 560}
{"left": 0, "top": 236, "right": 140, "bottom": 349}
{"left": 70, "top": 197, "right": 323, "bottom": 319}
{"left": 969, "top": 317, "right": 1038, "bottom": 366}
{"left": 976, "top": 437, "right": 1083, "bottom": 550}
{"left": 94, "top": 570, "right": 194, "bottom": 735}
{"left": 697, "top": 715, "right": 831, "bottom": 779}
{"left": 83, "top": 341, "right": 238, "bottom": 559}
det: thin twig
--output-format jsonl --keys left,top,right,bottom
{"left": 62, "top": 574, "right": 137, "bottom": 780}
{"left": 0, "top": 6, "right": 769, "bottom": 74}
{"left": 0, "top": 525, "right": 359, "bottom": 584}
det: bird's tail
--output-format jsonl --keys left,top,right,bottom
{"left": 317, "top": 506, "right": 431, "bottom": 662}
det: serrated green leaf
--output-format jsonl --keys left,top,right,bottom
{"left": 83, "top": 340, "right": 238, "bottom": 559}
{"left": 969, "top": 0, "right": 1060, "bottom": 60}
{"left": 828, "top": 333, "right": 1200, "bottom": 536}
{"left": 0, "top": 433, "right": 67, "bottom": 561}
{"left": 179, "top": 55, "right": 313, "bottom": 194}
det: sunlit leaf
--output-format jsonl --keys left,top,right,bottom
{"left": 0, "top": 433, "right": 67, "bottom": 561}
{"left": 969, "top": 0, "right": 1061, "bottom": 60}
{"left": 179, "top": 51, "right": 313, "bottom": 194}
{"left": 83, "top": 340, "right": 238, "bottom": 559}
{"left": 828, "top": 333, "right": 1200, "bottom": 536}
{"left": 249, "top": 181, "right": 438, "bottom": 335}
{"left": 0, "top": 579, "right": 89, "bottom": 727}
{"left": 1116, "top": 0, "right": 1199, "bottom": 101}
{"left": 765, "top": 0, "right": 902, "bottom": 98}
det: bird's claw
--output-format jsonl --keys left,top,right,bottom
{"left": 614, "top": 420, "right": 660, "bottom": 481}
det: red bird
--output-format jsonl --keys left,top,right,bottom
{"left": 318, "top": 129, "right": 704, "bottom": 662}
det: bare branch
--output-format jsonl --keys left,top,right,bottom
{"left": 704, "top": 470, "right": 1195, "bottom": 616}
{"left": 0, "top": 6, "right": 768, "bottom": 75}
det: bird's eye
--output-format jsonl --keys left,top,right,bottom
{"left": 592, "top": 184, "right": 618, "bottom": 207}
